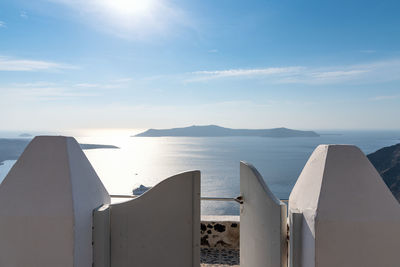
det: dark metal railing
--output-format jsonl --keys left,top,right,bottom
{"left": 110, "top": 194, "right": 287, "bottom": 204}
{"left": 110, "top": 195, "right": 241, "bottom": 202}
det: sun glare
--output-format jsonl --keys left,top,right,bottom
{"left": 102, "top": 0, "right": 155, "bottom": 16}
{"left": 79, "top": 0, "right": 179, "bottom": 38}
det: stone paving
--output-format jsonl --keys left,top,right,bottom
{"left": 200, "top": 248, "right": 239, "bottom": 266}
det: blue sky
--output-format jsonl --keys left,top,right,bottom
{"left": 0, "top": 0, "right": 399, "bottom": 131}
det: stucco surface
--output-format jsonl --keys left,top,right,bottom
{"left": 0, "top": 136, "right": 110, "bottom": 267}
{"left": 289, "top": 145, "right": 400, "bottom": 267}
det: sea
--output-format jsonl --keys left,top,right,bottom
{"left": 0, "top": 129, "right": 399, "bottom": 215}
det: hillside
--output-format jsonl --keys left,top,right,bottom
{"left": 368, "top": 143, "right": 400, "bottom": 200}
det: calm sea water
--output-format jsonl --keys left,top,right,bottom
{"left": 0, "top": 129, "right": 399, "bottom": 215}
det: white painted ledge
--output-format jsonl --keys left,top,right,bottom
{"left": 201, "top": 215, "right": 240, "bottom": 222}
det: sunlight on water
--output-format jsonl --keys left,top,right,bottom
{"left": 75, "top": 128, "right": 244, "bottom": 214}
{"left": 76, "top": 129, "right": 211, "bottom": 195}
{"left": 0, "top": 160, "right": 16, "bottom": 182}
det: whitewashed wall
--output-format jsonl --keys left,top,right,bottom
{"left": 0, "top": 136, "right": 110, "bottom": 267}
{"left": 289, "top": 145, "right": 400, "bottom": 267}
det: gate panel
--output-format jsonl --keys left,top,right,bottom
{"left": 109, "top": 171, "right": 200, "bottom": 267}
{"left": 240, "top": 161, "right": 287, "bottom": 267}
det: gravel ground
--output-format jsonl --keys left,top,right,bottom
{"left": 201, "top": 265, "right": 239, "bottom": 267}
{"left": 200, "top": 248, "right": 239, "bottom": 266}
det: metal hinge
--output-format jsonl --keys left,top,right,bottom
{"left": 234, "top": 195, "right": 243, "bottom": 204}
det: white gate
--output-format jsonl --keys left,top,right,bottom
{"left": 240, "top": 161, "right": 287, "bottom": 267}
{"left": 93, "top": 171, "right": 200, "bottom": 267}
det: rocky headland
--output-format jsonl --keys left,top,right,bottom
{"left": 368, "top": 143, "right": 400, "bottom": 200}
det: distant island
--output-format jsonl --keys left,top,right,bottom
{"left": 19, "top": 133, "right": 32, "bottom": 137}
{"left": 0, "top": 138, "right": 119, "bottom": 165}
{"left": 368, "top": 143, "right": 400, "bottom": 201}
{"left": 80, "top": 144, "right": 120, "bottom": 150}
{"left": 134, "top": 125, "right": 320, "bottom": 138}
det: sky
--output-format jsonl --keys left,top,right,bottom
{"left": 0, "top": 0, "right": 399, "bottom": 131}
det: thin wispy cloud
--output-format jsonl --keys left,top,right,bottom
{"left": 74, "top": 83, "right": 124, "bottom": 89}
{"left": 1, "top": 82, "right": 96, "bottom": 101}
{"left": 75, "top": 83, "right": 99, "bottom": 88}
{"left": 2, "top": 87, "right": 94, "bottom": 101}
{"left": 74, "top": 77, "right": 132, "bottom": 89}
{"left": 0, "top": 56, "right": 76, "bottom": 71}
{"left": 16, "top": 87, "right": 94, "bottom": 100}
{"left": 10, "top": 81, "right": 57, "bottom": 88}
{"left": 1, "top": 77, "right": 132, "bottom": 102}
{"left": 0, "top": 21, "right": 5, "bottom": 28}
{"left": 370, "top": 95, "right": 400, "bottom": 101}
{"left": 189, "top": 59, "right": 400, "bottom": 85}
{"left": 193, "top": 67, "right": 303, "bottom": 79}
{"left": 309, "top": 70, "right": 368, "bottom": 79}
{"left": 20, "top": 11, "right": 28, "bottom": 19}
